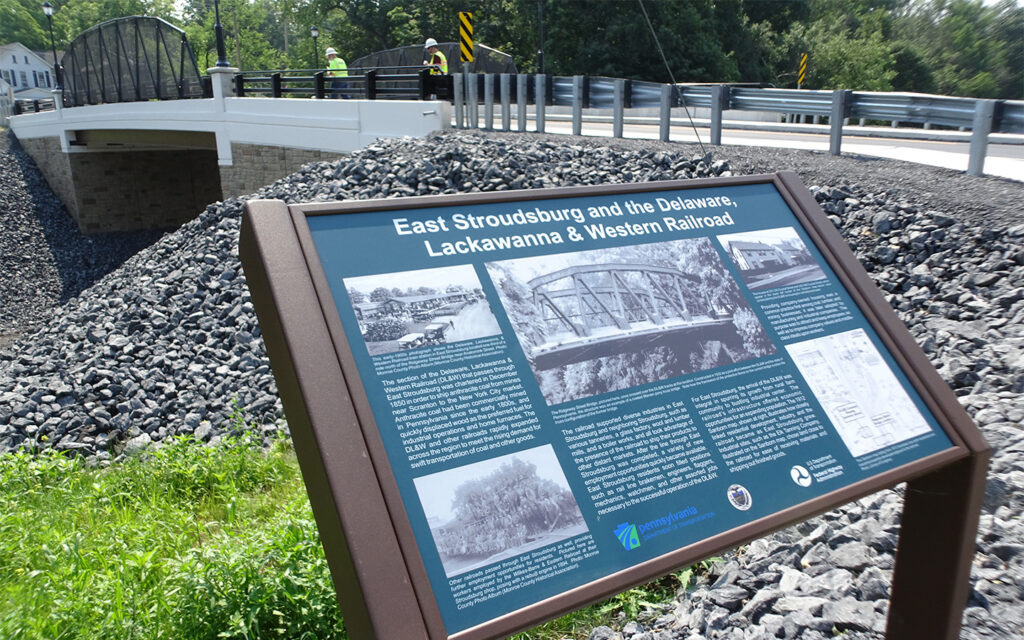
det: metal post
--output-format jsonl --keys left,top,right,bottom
{"left": 41, "top": 2, "right": 62, "bottom": 90}
{"left": 535, "top": 73, "right": 546, "bottom": 133}
{"left": 213, "top": 0, "right": 229, "bottom": 67}
{"left": 572, "top": 75, "right": 583, "bottom": 136}
{"left": 517, "top": 74, "right": 527, "bottom": 132}
{"left": 967, "top": 99, "right": 996, "bottom": 177}
{"left": 418, "top": 68, "right": 431, "bottom": 101}
{"left": 453, "top": 73, "right": 464, "bottom": 128}
{"left": 468, "top": 73, "right": 479, "bottom": 129}
{"left": 272, "top": 72, "right": 282, "bottom": 98}
{"left": 614, "top": 79, "right": 626, "bottom": 138}
{"left": 483, "top": 73, "right": 494, "bottom": 130}
{"left": 311, "top": 26, "right": 319, "bottom": 71}
{"left": 659, "top": 83, "right": 672, "bottom": 142}
{"left": 829, "top": 89, "right": 850, "bottom": 156}
{"left": 314, "top": 71, "right": 325, "bottom": 99}
{"left": 887, "top": 452, "right": 989, "bottom": 639}
{"left": 365, "top": 70, "right": 376, "bottom": 100}
{"left": 500, "top": 73, "right": 511, "bottom": 131}
{"left": 710, "top": 84, "right": 727, "bottom": 146}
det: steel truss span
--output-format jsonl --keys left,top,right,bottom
{"left": 62, "top": 16, "right": 205, "bottom": 107}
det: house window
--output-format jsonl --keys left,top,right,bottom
{"left": 2, "top": 70, "right": 9, "bottom": 85}
{"left": 33, "top": 70, "right": 39, "bottom": 87}
{"left": 8, "top": 70, "right": 16, "bottom": 87}
{"left": 11, "top": 55, "right": 16, "bottom": 64}
{"left": 20, "top": 71, "right": 28, "bottom": 86}
{"left": 45, "top": 70, "right": 51, "bottom": 87}
{"left": 24, "top": 56, "right": 29, "bottom": 64}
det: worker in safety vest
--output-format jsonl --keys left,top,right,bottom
{"left": 423, "top": 38, "right": 448, "bottom": 75}
{"left": 325, "top": 47, "right": 348, "bottom": 98}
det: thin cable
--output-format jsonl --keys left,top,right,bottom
{"left": 637, "top": 0, "right": 707, "bottom": 156}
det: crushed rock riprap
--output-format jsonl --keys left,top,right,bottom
{"left": 0, "top": 130, "right": 1022, "bottom": 640}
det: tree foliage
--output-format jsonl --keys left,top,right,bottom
{"left": 2, "top": 0, "right": 1019, "bottom": 98}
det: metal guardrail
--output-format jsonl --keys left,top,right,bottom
{"left": 12, "top": 98, "right": 57, "bottom": 115}
{"left": 232, "top": 66, "right": 452, "bottom": 101}
{"left": 447, "top": 73, "right": 1022, "bottom": 177}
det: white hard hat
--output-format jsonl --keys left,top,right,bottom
{"left": 325, "top": 47, "right": 337, "bottom": 56}
{"left": 424, "top": 38, "right": 438, "bottom": 48}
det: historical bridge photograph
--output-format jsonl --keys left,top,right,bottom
{"left": 717, "top": 227, "right": 826, "bottom": 292}
{"left": 485, "top": 239, "right": 776, "bottom": 405}
{"left": 342, "top": 264, "right": 500, "bottom": 355}
{"left": 413, "top": 445, "right": 587, "bottom": 578}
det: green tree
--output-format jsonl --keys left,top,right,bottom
{"left": 0, "top": 0, "right": 49, "bottom": 50}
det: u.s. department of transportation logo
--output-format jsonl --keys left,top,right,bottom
{"left": 614, "top": 522, "right": 641, "bottom": 550}
{"left": 726, "top": 484, "right": 753, "bottom": 511}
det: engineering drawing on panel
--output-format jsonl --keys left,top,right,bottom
{"left": 486, "top": 239, "right": 776, "bottom": 405}
{"left": 785, "top": 328, "right": 933, "bottom": 457}
{"left": 413, "top": 445, "right": 588, "bottom": 578}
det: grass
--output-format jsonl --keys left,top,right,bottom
{"left": 0, "top": 420, "right": 711, "bottom": 640}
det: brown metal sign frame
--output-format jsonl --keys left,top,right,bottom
{"left": 238, "top": 171, "right": 989, "bottom": 640}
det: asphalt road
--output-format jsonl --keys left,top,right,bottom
{"left": 514, "top": 118, "right": 1023, "bottom": 181}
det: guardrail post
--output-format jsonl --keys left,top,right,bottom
{"left": 365, "top": 70, "right": 377, "bottom": 100}
{"left": 659, "top": 84, "right": 672, "bottom": 141}
{"left": 272, "top": 73, "right": 282, "bottom": 98}
{"left": 517, "top": 74, "right": 527, "bottom": 132}
{"left": 500, "top": 73, "right": 511, "bottom": 131}
{"left": 968, "top": 99, "right": 996, "bottom": 177}
{"left": 468, "top": 73, "right": 479, "bottom": 129}
{"left": 453, "top": 73, "right": 464, "bottom": 128}
{"left": 710, "top": 84, "right": 728, "bottom": 145}
{"left": 830, "top": 89, "right": 851, "bottom": 155}
{"left": 314, "top": 72, "right": 325, "bottom": 99}
{"left": 535, "top": 74, "right": 546, "bottom": 133}
{"left": 614, "top": 79, "right": 626, "bottom": 139}
{"left": 572, "top": 75, "right": 584, "bottom": 136}
{"left": 481, "top": 73, "right": 493, "bottom": 130}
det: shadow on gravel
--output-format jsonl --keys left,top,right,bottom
{"left": 3, "top": 130, "right": 165, "bottom": 326}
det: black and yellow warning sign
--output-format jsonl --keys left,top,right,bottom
{"left": 798, "top": 52, "right": 807, "bottom": 87}
{"left": 459, "top": 11, "right": 473, "bottom": 62}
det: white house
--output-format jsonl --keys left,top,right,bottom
{"left": 0, "top": 42, "right": 57, "bottom": 100}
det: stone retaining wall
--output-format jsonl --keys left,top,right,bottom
{"left": 219, "top": 143, "right": 342, "bottom": 199}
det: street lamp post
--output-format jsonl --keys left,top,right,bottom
{"left": 213, "top": 0, "right": 230, "bottom": 67}
{"left": 311, "top": 26, "right": 319, "bottom": 70}
{"left": 41, "top": 1, "right": 61, "bottom": 90}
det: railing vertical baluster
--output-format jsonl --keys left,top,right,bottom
{"left": 483, "top": 73, "right": 494, "bottom": 131}
{"left": 659, "top": 84, "right": 671, "bottom": 141}
{"left": 234, "top": 74, "right": 244, "bottom": 97}
{"left": 572, "top": 75, "right": 583, "bottom": 136}
{"left": 272, "top": 73, "right": 282, "bottom": 98}
{"left": 613, "top": 79, "right": 625, "bottom": 138}
{"left": 500, "top": 73, "right": 511, "bottom": 131}
{"left": 453, "top": 73, "right": 464, "bottom": 128}
{"left": 535, "top": 73, "right": 546, "bottom": 133}
{"left": 968, "top": 99, "right": 996, "bottom": 177}
{"left": 365, "top": 70, "right": 377, "bottom": 100}
{"left": 517, "top": 74, "right": 527, "bottom": 132}
{"left": 418, "top": 68, "right": 431, "bottom": 101}
{"left": 314, "top": 72, "right": 324, "bottom": 99}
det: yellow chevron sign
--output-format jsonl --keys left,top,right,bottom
{"left": 459, "top": 12, "right": 473, "bottom": 62}
{"left": 798, "top": 52, "right": 807, "bottom": 86}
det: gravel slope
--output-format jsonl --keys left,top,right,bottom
{"left": 0, "top": 127, "right": 1021, "bottom": 639}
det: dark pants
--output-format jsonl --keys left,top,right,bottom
{"left": 329, "top": 79, "right": 348, "bottom": 99}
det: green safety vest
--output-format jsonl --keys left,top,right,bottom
{"left": 428, "top": 50, "right": 448, "bottom": 75}
{"left": 327, "top": 57, "right": 348, "bottom": 77}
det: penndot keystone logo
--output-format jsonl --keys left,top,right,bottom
{"left": 614, "top": 523, "right": 641, "bottom": 550}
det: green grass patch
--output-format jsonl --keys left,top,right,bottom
{"left": 1, "top": 429, "right": 710, "bottom": 639}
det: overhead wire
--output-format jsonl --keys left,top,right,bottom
{"left": 636, "top": 0, "right": 708, "bottom": 157}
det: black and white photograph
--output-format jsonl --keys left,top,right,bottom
{"left": 485, "top": 239, "right": 776, "bottom": 405}
{"left": 342, "top": 264, "right": 500, "bottom": 355}
{"left": 413, "top": 445, "right": 588, "bottom": 578}
{"left": 716, "top": 227, "right": 825, "bottom": 291}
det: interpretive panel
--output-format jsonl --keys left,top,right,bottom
{"left": 240, "top": 173, "right": 985, "bottom": 640}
